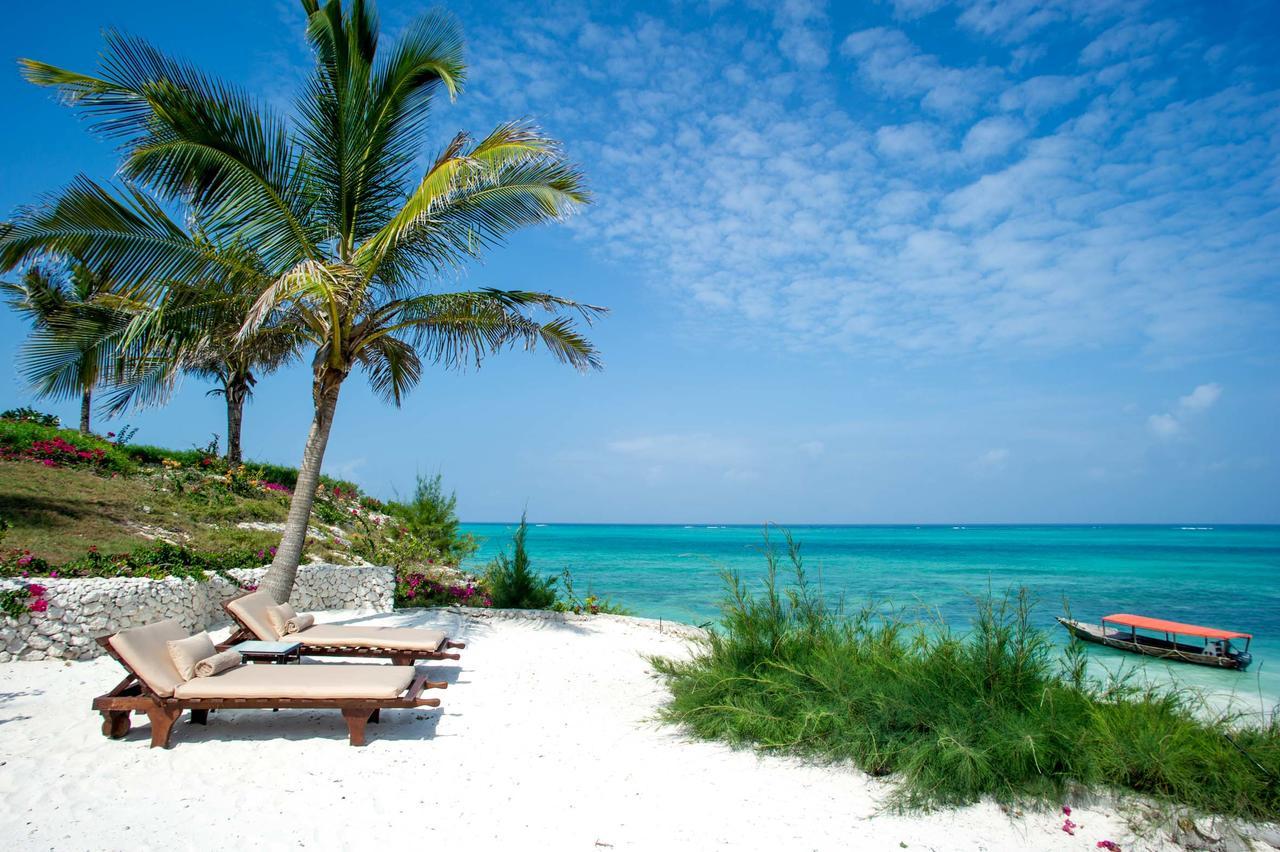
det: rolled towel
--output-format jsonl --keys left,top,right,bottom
{"left": 284, "top": 613, "right": 315, "bottom": 634}
{"left": 194, "top": 649, "right": 242, "bottom": 678}
{"left": 167, "top": 632, "right": 218, "bottom": 681}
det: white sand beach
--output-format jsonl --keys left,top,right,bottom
{"left": 0, "top": 608, "right": 1177, "bottom": 851}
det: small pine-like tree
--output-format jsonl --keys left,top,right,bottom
{"left": 386, "top": 473, "right": 478, "bottom": 566}
{"left": 484, "top": 514, "right": 557, "bottom": 610}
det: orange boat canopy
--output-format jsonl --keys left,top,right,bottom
{"left": 1102, "top": 613, "right": 1252, "bottom": 641}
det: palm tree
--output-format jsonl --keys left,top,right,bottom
{"left": 104, "top": 248, "right": 305, "bottom": 465}
{"left": 1, "top": 1, "right": 604, "bottom": 602}
{"left": 1, "top": 259, "right": 126, "bottom": 433}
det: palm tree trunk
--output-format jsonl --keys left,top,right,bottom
{"left": 260, "top": 371, "right": 344, "bottom": 603}
{"left": 225, "top": 380, "right": 247, "bottom": 466}
{"left": 79, "top": 390, "right": 91, "bottom": 434}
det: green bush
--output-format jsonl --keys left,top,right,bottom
{"left": 0, "top": 541, "right": 263, "bottom": 581}
{"left": 553, "top": 568, "right": 631, "bottom": 615}
{"left": 0, "top": 421, "right": 135, "bottom": 473}
{"left": 484, "top": 515, "right": 557, "bottom": 609}
{"left": 654, "top": 527, "right": 1280, "bottom": 819}
{"left": 382, "top": 473, "right": 477, "bottom": 566}
{"left": 1, "top": 407, "right": 60, "bottom": 427}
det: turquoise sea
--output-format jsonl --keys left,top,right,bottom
{"left": 462, "top": 524, "right": 1280, "bottom": 712}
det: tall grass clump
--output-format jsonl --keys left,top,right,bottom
{"left": 654, "top": 527, "right": 1280, "bottom": 819}
{"left": 484, "top": 515, "right": 558, "bottom": 609}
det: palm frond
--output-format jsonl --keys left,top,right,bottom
{"left": 21, "top": 32, "right": 318, "bottom": 269}
{"left": 0, "top": 177, "right": 254, "bottom": 296}
{"left": 355, "top": 333, "right": 422, "bottom": 405}
{"left": 356, "top": 290, "right": 603, "bottom": 373}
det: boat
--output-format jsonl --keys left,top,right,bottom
{"left": 1056, "top": 613, "right": 1253, "bottom": 671}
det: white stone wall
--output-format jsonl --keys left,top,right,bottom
{"left": 0, "top": 563, "right": 394, "bottom": 662}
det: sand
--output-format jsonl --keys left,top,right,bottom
{"left": 0, "top": 607, "right": 1170, "bottom": 851}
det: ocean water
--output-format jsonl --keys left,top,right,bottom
{"left": 462, "top": 523, "right": 1280, "bottom": 711}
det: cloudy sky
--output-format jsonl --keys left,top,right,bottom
{"left": 1, "top": 0, "right": 1277, "bottom": 522}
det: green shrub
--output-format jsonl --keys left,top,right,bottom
{"left": 0, "top": 421, "right": 135, "bottom": 473}
{"left": 484, "top": 515, "right": 557, "bottom": 609}
{"left": 0, "top": 541, "right": 263, "bottom": 581}
{"left": 1, "top": 407, "right": 60, "bottom": 427}
{"left": 395, "top": 567, "right": 490, "bottom": 608}
{"left": 382, "top": 473, "right": 477, "bottom": 566}
{"left": 654, "top": 527, "right": 1280, "bottom": 819}
{"left": 553, "top": 568, "right": 631, "bottom": 615}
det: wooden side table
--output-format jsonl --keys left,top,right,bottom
{"left": 231, "top": 639, "right": 303, "bottom": 664}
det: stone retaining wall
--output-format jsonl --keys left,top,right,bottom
{"left": 0, "top": 563, "right": 394, "bottom": 662}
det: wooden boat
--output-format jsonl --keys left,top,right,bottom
{"left": 1056, "top": 613, "right": 1253, "bottom": 671}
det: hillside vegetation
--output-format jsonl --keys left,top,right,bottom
{"left": 1, "top": 418, "right": 375, "bottom": 566}
{"left": 0, "top": 414, "right": 622, "bottom": 615}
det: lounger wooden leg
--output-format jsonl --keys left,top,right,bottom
{"left": 101, "top": 711, "right": 131, "bottom": 739}
{"left": 342, "top": 708, "right": 369, "bottom": 746}
{"left": 391, "top": 653, "right": 412, "bottom": 666}
{"left": 368, "top": 708, "right": 381, "bottom": 724}
{"left": 189, "top": 709, "right": 209, "bottom": 726}
{"left": 446, "top": 640, "right": 466, "bottom": 650}
{"left": 145, "top": 706, "right": 183, "bottom": 749}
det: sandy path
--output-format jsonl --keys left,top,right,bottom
{"left": 0, "top": 608, "right": 1160, "bottom": 851}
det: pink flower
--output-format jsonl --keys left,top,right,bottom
{"left": 16, "top": 555, "right": 32, "bottom": 566}
{"left": 1062, "top": 819, "right": 1076, "bottom": 836}
{"left": 27, "top": 584, "right": 46, "bottom": 596}
{"left": 49, "top": 571, "right": 59, "bottom": 579}
{"left": 30, "top": 599, "right": 49, "bottom": 613}
{"left": 1096, "top": 842, "right": 1121, "bottom": 852}
{"left": 1062, "top": 806, "right": 1072, "bottom": 816}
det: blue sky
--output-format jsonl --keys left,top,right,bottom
{"left": 1, "top": 0, "right": 1277, "bottom": 523}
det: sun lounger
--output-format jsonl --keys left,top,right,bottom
{"left": 222, "top": 590, "right": 466, "bottom": 665}
{"left": 92, "top": 619, "right": 446, "bottom": 747}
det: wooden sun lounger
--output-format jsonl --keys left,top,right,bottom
{"left": 92, "top": 629, "right": 446, "bottom": 748}
{"left": 221, "top": 591, "right": 466, "bottom": 666}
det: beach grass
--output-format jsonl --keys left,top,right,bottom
{"left": 653, "top": 528, "right": 1280, "bottom": 819}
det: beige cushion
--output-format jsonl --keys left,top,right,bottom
{"left": 167, "top": 633, "right": 217, "bottom": 680}
{"left": 194, "top": 649, "right": 242, "bottom": 678}
{"left": 173, "top": 663, "right": 414, "bottom": 700}
{"left": 285, "top": 613, "right": 315, "bottom": 634}
{"left": 267, "top": 603, "right": 298, "bottom": 637}
{"left": 108, "top": 619, "right": 189, "bottom": 697}
{"left": 226, "top": 591, "right": 284, "bottom": 640}
{"left": 295, "top": 624, "right": 446, "bottom": 652}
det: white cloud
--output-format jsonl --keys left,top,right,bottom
{"left": 773, "top": 0, "right": 830, "bottom": 70}
{"left": 961, "top": 115, "right": 1027, "bottom": 159}
{"left": 1147, "top": 413, "right": 1180, "bottom": 438}
{"left": 876, "top": 122, "right": 945, "bottom": 160}
{"left": 1152, "top": 411, "right": 1177, "bottom": 437}
{"left": 1179, "top": 383, "right": 1222, "bottom": 412}
{"left": 1148, "top": 383, "right": 1222, "bottom": 439}
{"left": 1080, "top": 19, "right": 1178, "bottom": 66}
{"left": 840, "top": 27, "right": 1002, "bottom": 116}
{"left": 457, "top": 2, "right": 1280, "bottom": 366}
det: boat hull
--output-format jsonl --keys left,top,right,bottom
{"left": 1056, "top": 617, "right": 1251, "bottom": 671}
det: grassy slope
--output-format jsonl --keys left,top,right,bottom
{"left": 0, "top": 461, "right": 287, "bottom": 561}
{"left": 0, "top": 422, "right": 367, "bottom": 564}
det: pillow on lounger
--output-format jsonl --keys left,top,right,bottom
{"left": 167, "top": 632, "right": 218, "bottom": 681}
{"left": 266, "top": 603, "right": 298, "bottom": 636}
{"left": 193, "top": 649, "right": 242, "bottom": 678}
{"left": 284, "top": 613, "right": 315, "bottom": 634}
